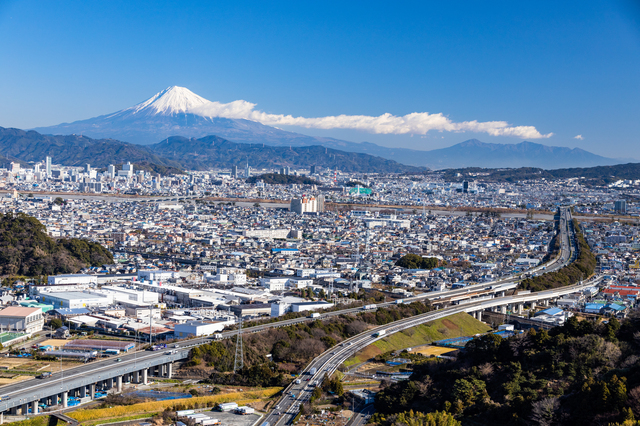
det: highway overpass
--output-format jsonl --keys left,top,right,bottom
{"left": 0, "top": 208, "right": 578, "bottom": 417}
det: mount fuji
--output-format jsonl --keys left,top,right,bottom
{"left": 33, "top": 86, "right": 621, "bottom": 169}
{"left": 34, "top": 86, "right": 350, "bottom": 147}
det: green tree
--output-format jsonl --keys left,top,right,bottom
{"left": 452, "top": 378, "right": 487, "bottom": 407}
{"left": 394, "top": 410, "right": 461, "bottom": 426}
{"left": 50, "top": 318, "right": 63, "bottom": 329}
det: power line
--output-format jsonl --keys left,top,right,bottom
{"left": 234, "top": 315, "right": 244, "bottom": 372}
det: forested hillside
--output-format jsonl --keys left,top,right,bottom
{"left": 0, "top": 213, "right": 113, "bottom": 276}
{"left": 373, "top": 314, "right": 640, "bottom": 426}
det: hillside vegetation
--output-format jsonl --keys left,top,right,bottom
{"left": 438, "top": 162, "right": 640, "bottom": 185}
{"left": 184, "top": 301, "right": 433, "bottom": 386}
{"left": 372, "top": 313, "right": 640, "bottom": 426}
{"left": 0, "top": 213, "right": 113, "bottom": 276}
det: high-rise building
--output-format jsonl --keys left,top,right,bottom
{"left": 290, "top": 195, "right": 325, "bottom": 214}
{"left": 614, "top": 200, "right": 627, "bottom": 214}
{"left": 45, "top": 156, "right": 52, "bottom": 177}
{"left": 118, "top": 162, "right": 134, "bottom": 179}
{"left": 310, "top": 165, "right": 317, "bottom": 175}
{"left": 232, "top": 165, "right": 238, "bottom": 178}
{"left": 245, "top": 162, "right": 251, "bottom": 178}
{"left": 85, "top": 164, "right": 91, "bottom": 173}
{"left": 107, "top": 164, "right": 116, "bottom": 179}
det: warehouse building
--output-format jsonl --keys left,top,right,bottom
{"left": 290, "top": 301, "right": 335, "bottom": 313}
{"left": 47, "top": 274, "right": 98, "bottom": 286}
{"left": 174, "top": 320, "right": 232, "bottom": 338}
{"left": 39, "top": 291, "right": 114, "bottom": 309}
{"left": 0, "top": 306, "right": 44, "bottom": 334}
{"left": 229, "top": 303, "right": 272, "bottom": 317}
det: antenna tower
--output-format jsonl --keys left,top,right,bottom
{"left": 233, "top": 315, "right": 244, "bottom": 372}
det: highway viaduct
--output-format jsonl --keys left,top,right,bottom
{"left": 0, "top": 208, "right": 580, "bottom": 418}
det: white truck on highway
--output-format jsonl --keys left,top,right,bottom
{"left": 373, "top": 330, "right": 386, "bottom": 337}
{"left": 363, "top": 304, "right": 377, "bottom": 310}
{"left": 308, "top": 312, "right": 321, "bottom": 318}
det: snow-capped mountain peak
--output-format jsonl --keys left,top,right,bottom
{"left": 116, "top": 86, "right": 212, "bottom": 117}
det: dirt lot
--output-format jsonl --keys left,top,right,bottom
{"left": 39, "top": 339, "right": 71, "bottom": 348}
{"left": 0, "top": 357, "right": 82, "bottom": 373}
{"left": 410, "top": 346, "right": 457, "bottom": 356}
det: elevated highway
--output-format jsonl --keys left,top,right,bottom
{"left": 265, "top": 275, "right": 599, "bottom": 426}
{"left": 0, "top": 208, "right": 578, "bottom": 417}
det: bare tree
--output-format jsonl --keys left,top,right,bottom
{"left": 530, "top": 397, "right": 560, "bottom": 426}
{"left": 346, "top": 320, "right": 369, "bottom": 336}
{"left": 628, "top": 386, "right": 640, "bottom": 418}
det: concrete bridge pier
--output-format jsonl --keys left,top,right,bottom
{"left": 117, "top": 375, "right": 123, "bottom": 393}
{"left": 90, "top": 383, "right": 95, "bottom": 400}
{"left": 134, "top": 371, "right": 140, "bottom": 383}
{"left": 542, "top": 299, "right": 549, "bottom": 307}
{"left": 80, "top": 385, "right": 87, "bottom": 398}
{"left": 142, "top": 368, "right": 148, "bottom": 385}
{"left": 500, "top": 305, "right": 507, "bottom": 314}
{"left": 62, "top": 391, "right": 68, "bottom": 408}
{"left": 108, "top": 378, "right": 114, "bottom": 389}
{"left": 477, "top": 311, "right": 482, "bottom": 322}
{"left": 166, "top": 363, "right": 172, "bottom": 379}
{"left": 31, "top": 401, "right": 37, "bottom": 415}
{"left": 517, "top": 304, "right": 523, "bottom": 315}
{"left": 530, "top": 302, "right": 537, "bottom": 310}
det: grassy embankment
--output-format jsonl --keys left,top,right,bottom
{"left": 343, "top": 312, "right": 490, "bottom": 366}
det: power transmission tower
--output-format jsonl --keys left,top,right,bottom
{"left": 233, "top": 315, "right": 244, "bottom": 373}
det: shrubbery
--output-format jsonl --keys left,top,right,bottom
{"left": 396, "top": 254, "right": 439, "bottom": 270}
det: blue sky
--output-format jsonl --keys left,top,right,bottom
{"left": 0, "top": 1, "right": 639, "bottom": 157}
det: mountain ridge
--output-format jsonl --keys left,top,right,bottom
{"left": 0, "top": 127, "right": 421, "bottom": 174}
{"left": 32, "top": 86, "right": 622, "bottom": 169}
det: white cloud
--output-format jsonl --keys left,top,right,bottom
{"left": 190, "top": 100, "right": 553, "bottom": 139}
{"left": 574, "top": 134, "right": 584, "bottom": 140}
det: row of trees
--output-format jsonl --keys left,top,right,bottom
{"left": 185, "top": 301, "right": 433, "bottom": 386}
{"left": 520, "top": 219, "right": 596, "bottom": 292}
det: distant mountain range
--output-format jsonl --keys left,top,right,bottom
{"left": 32, "top": 86, "right": 624, "bottom": 170}
{"left": 422, "top": 139, "right": 619, "bottom": 169}
{"left": 0, "top": 127, "right": 421, "bottom": 174}
{"left": 439, "top": 163, "right": 640, "bottom": 186}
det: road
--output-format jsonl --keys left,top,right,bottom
{"left": 263, "top": 208, "right": 579, "bottom": 426}
{"left": 265, "top": 275, "right": 596, "bottom": 426}
{"left": 0, "top": 209, "right": 577, "bottom": 415}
